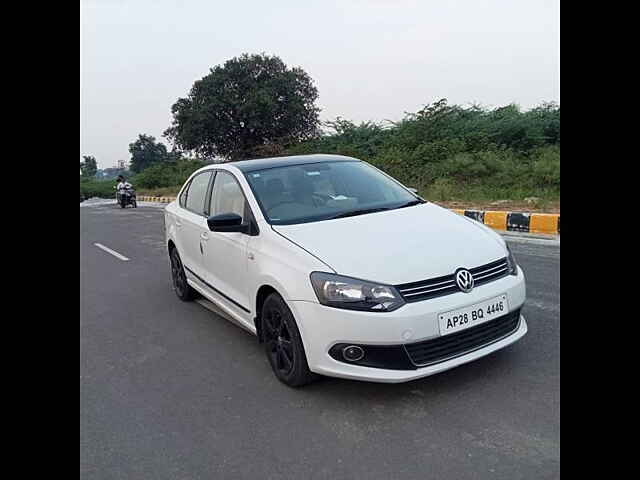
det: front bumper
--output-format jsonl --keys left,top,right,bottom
{"left": 289, "top": 266, "right": 527, "bottom": 383}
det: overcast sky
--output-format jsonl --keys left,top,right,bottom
{"left": 80, "top": 0, "right": 559, "bottom": 169}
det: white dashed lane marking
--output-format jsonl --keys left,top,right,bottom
{"left": 94, "top": 243, "right": 130, "bottom": 262}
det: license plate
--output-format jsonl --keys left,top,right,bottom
{"left": 438, "top": 294, "right": 509, "bottom": 336}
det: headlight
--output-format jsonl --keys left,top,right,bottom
{"left": 506, "top": 245, "right": 518, "bottom": 275}
{"left": 310, "top": 272, "right": 405, "bottom": 312}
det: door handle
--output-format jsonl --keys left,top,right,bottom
{"left": 200, "top": 232, "right": 209, "bottom": 241}
{"left": 175, "top": 221, "right": 182, "bottom": 228}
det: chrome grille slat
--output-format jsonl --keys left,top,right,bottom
{"left": 474, "top": 267, "right": 508, "bottom": 281}
{"left": 399, "top": 279, "right": 456, "bottom": 292}
{"left": 402, "top": 283, "right": 458, "bottom": 296}
{"left": 472, "top": 262, "right": 506, "bottom": 276}
{"left": 396, "top": 257, "right": 509, "bottom": 303}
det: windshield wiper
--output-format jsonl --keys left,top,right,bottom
{"left": 327, "top": 200, "right": 424, "bottom": 220}
{"left": 328, "top": 207, "right": 392, "bottom": 220}
{"left": 394, "top": 199, "right": 425, "bottom": 209}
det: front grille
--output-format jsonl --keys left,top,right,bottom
{"left": 469, "top": 258, "right": 510, "bottom": 287}
{"left": 396, "top": 257, "right": 509, "bottom": 302}
{"left": 404, "top": 309, "right": 521, "bottom": 366}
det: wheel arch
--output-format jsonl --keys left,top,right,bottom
{"left": 168, "top": 239, "right": 176, "bottom": 254}
{"left": 254, "top": 284, "right": 282, "bottom": 343}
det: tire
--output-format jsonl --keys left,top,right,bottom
{"left": 132, "top": 199, "right": 137, "bottom": 208}
{"left": 261, "top": 293, "right": 318, "bottom": 387}
{"left": 169, "top": 248, "right": 196, "bottom": 301}
{"left": 120, "top": 199, "right": 126, "bottom": 208}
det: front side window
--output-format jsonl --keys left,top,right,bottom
{"left": 184, "top": 171, "right": 213, "bottom": 215}
{"left": 244, "top": 161, "right": 420, "bottom": 225}
{"left": 210, "top": 171, "right": 247, "bottom": 222}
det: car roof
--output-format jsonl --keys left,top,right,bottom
{"left": 227, "top": 154, "right": 360, "bottom": 173}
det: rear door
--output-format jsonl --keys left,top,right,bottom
{"left": 176, "top": 170, "right": 214, "bottom": 280}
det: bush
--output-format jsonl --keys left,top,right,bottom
{"left": 79, "top": 159, "right": 206, "bottom": 200}
{"left": 283, "top": 99, "right": 560, "bottom": 203}
{"left": 80, "top": 178, "right": 116, "bottom": 199}
{"left": 131, "top": 159, "right": 206, "bottom": 189}
{"left": 81, "top": 99, "right": 559, "bottom": 206}
{"left": 530, "top": 145, "right": 560, "bottom": 188}
{"left": 135, "top": 186, "right": 181, "bottom": 197}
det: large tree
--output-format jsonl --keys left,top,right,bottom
{"left": 128, "top": 134, "right": 170, "bottom": 173}
{"left": 164, "top": 53, "right": 320, "bottom": 161}
{"left": 80, "top": 155, "right": 97, "bottom": 177}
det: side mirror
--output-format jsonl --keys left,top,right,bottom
{"left": 408, "top": 187, "right": 418, "bottom": 195}
{"left": 207, "top": 213, "right": 247, "bottom": 233}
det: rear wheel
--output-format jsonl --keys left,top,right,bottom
{"left": 262, "top": 293, "right": 318, "bottom": 387}
{"left": 170, "top": 248, "right": 196, "bottom": 301}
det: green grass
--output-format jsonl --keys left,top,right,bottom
{"left": 416, "top": 178, "right": 559, "bottom": 205}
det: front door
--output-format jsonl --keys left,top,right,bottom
{"left": 202, "top": 170, "right": 252, "bottom": 318}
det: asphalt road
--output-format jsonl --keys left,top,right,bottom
{"left": 80, "top": 201, "right": 560, "bottom": 480}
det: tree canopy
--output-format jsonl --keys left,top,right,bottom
{"left": 128, "top": 134, "right": 172, "bottom": 173}
{"left": 164, "top": 53, "right": 320, "bottom": 161}
{"left": 80, "top": 155, "right": 98, "bottom": 177}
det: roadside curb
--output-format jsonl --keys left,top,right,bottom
{"left": 136, "top": 196, "right": 560, "bottom": 235}
{"left": 500, "top": 231, "right": 559, "bottom": 246}
{"left": 449, "top": 209, "right": 560, "bottom": 235}
{"left": 138, "top": 196, "right": 176, "bottom": 204}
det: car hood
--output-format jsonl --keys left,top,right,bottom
{"left": 272, "top": 203, "right": 507, "bottom": 285}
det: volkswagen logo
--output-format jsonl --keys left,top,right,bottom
{"left": 455, "top": 268, "right": 474, "bottom": 293}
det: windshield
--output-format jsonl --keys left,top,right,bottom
{"left": 244, "top": 161, "right": 422, "bottom": 225}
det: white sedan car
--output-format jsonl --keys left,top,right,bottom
{"left": 164, "top": 154, "right": 527, "bottom": 387}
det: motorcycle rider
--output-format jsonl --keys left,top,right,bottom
{"left": 116, "top": 175, "right": 132, "bottom": 192}
{"left": 115, "top": 175, "right": 134, "bottom": 206}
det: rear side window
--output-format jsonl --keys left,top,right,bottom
{"left": 184, "top": 171, "right": 213, "bottom": 215}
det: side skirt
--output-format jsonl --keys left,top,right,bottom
{"left": 183, "top": 275, "right": 256, "bottom": 336}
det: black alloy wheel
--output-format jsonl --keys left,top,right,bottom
{"left": 262, "top": 293, "right": 317, "bottom": 387}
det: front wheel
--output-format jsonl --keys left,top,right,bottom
{"left": 262, "top": 293, "right": 318, "bottom": 387}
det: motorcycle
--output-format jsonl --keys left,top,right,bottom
{"left": 115, "top": 184, "right": 137, "bottom": 208}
